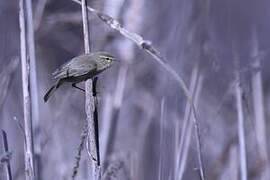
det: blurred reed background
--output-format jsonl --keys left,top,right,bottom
{"left": 1, "top": 0, "right": 270, "bottom": 179}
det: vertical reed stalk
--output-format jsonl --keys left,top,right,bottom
{"left": 250, "top": 28, "right": 269, "bottom": 179}
{"left": 81, "top": 0, "right": 100, "bottom": 179}
{"left": 158, "top": 98, "right": 165, "bottom": 180}
{"left": 1, "top": 130, "right": 13, "bottom": 180}
{"left": 234, "top": 51, "right": 248, "bottom": 180}
{"left": 25, "top": 0, "right": 41, "bottom": 178}
{"left": 19, "top": 0, "right": 35, "bottom": 179}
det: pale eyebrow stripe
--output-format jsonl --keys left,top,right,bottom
{"left": 100, "top": 55, "right": 113, "bottom": 59}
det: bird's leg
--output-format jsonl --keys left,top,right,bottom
{"left": 72, "top": 83, "right": 85, "bottom": 92}
{"left": 92, "top": 77, "right": 99, "bottom": 106}
{"left": 92, "top": 77, "right": 100, "bottom": 96}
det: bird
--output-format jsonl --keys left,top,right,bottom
{"left": 44, "top": 51, "right": 117, "bottom": 102}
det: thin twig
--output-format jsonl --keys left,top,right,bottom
{"left": 19, "top": 0, "right": 35, "bottom": 179}
{"left": 1, "top": 130, "right": 13, "bottom": 180}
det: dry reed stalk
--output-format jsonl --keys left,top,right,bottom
{"left": 1, "top": 130, "right": 13, "bottom": 180}
{"left": 176, "top": 65, "right": 198, "bottom": 180}
{"left": 25, "top": 0, "right": 42, "bottom": 178}
{"left": 250, "top": 28, "right": 269, "bottom": 179}
{"left": 19, "top": 0, "right": 35, "bottom": 179}
{"left": 234, "top": 51, "right": 248, "bottom": 180}
{"left": 81, "top": 0, "right": 100, "bottom": 179}
{"left": 158, "top": 98, "right": 165, "bottom": 180}
{"left": 177, "top": 67, "right": 203, "bottom": 180}
{"left": 25, "top": 0, "right": 40, "bottom": 145}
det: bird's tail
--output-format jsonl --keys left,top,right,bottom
{"left": 44, "top": 80, "right": 62, "bottom": 102}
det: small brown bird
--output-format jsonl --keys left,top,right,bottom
{"left": 44, "top": 51, "right": 116, "bottom": 102}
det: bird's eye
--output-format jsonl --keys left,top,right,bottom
{"left": 106, "top": 57, "right": 111, "bottom": 61}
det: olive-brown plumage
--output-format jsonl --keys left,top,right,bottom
{"left": 44, "top": 51, "right": 116, "bottom": 102}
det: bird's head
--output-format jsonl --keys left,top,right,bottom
{"left": 94, "top": 51, "right": 118, "bottom": 71}
{"left": 98, "top": 52, "right": 117, "bottom": 64}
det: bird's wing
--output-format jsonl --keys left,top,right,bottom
{"left": 53, "top": 58, "right": 97, "bottom": 79}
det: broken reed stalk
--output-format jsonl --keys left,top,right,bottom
{"left": 70, "top": 1, "right": 205, "bottom": 178}
{"left": 19, "top": 0, "right": 35, "bottom": 179}
{"left": 1, "top": 130, "right": 13, "bottom": 180}
{"left": 81, "top": 0, "right": 101, "bottom": 179}
{"left": 234, "top": 51, "right": 248, "bottom": 180}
